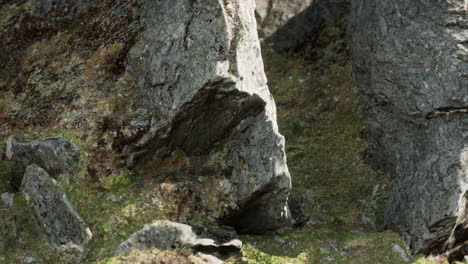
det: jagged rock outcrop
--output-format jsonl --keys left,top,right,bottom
{"left": 115, "top": 220, "right": 242, "bottom": 257}
{"left": 2, "top": 0, "right": 291, "bottom": 234}
{"left": 21, "top": 164, "right": 92, "bottom": 263}
{"left": 6, "top": 136, "right": 79, "bottom": 190}
{"left": 350, "top": 0, "right": 468, "bottom": 259}
{"left": 255, "top": 0, "right": 349, "bottom": 50}
{"left": 122, "top": 0, "right": 292, "bottom": 233}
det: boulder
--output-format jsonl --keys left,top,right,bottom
{"left": 1, "top": 192, "right": 14, "bottom": 207}
{"left": 21, "top": 164, "right": 92, "bottom": 263}
{"left": 350, "top": 0, "right": 468, "bottom": 259}
{"left": 115, "top": 220, "right": 242, "bottom": 257}
{"left": 6, "top": 136, "right": 79, "bottom": 190}
{"left": 123, "top": 0, "right": 292, "bottom": 233}
{"left": 255, "top": 0, "right": 350, "bottom": 50}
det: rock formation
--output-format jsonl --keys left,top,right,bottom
{"left": 115, "top": 220, "right": 242, "bottom": 257}
{"left": 21, "top": 164, "right": 92, "bottom": 263}
{"left": 350, "top": 0, "right": 468, "bottom": 259}
{"left": 2, "top": 0, "right": 291, "bottom": 237}
{"left": 255, "top": 0, "right": 349, "bottom": 50}
{"left": 6, "top": 136, "right": 79, "bottom": 190}
{"left": 122, "top": 0, "right": 292, "bottom": 233}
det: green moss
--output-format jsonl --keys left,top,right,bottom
{"left": 0, "top": 1, "right": 33, "bottom": 30}
{"left": 83, "top": 43, "right": 125, "bottom": 79}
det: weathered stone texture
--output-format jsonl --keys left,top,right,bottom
{"left": 6, "top": 136, "right": 79, "bottom": 190}
{"left": 123, "top": 0, "right": 292, "bottom": 233}
{"left": 255, "top": 0, "right": 349, "bottom": 49}
{"left": 21, "top": 164, "right": 92, "bottom": 263}
{"left": 115, "top": 220, "right": 242, "bottom": 256}
{"left": 350, "top": 0, "right": 468, "bottom": 258}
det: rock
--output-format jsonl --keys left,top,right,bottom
{"left": 6, "top": 136, "right": 79, "bottom": 190}
{"left": 289, "top": 195, "right": 310, "bottom": 227}
{"left": 319, "top": 246, "right": 331, "bottom": 254}
{"left": 255, "top": 0, "right": 350, "bottom": 50}
{"left": 124, "top": 0, "right": 292, "bottom": 233}
{"left": 22, "top": 256, "right": 36, "bottom": 263}
{"left": 1, "top": 192, "right": 14, "bottom": 207}
{"left": 391, "top": 243, "right": 410, "bottom": 262}
{"left": 21, "top": 164, "right": 92, "bottom": 263}
{"left": 114, "top": 220, "right": 242, "bottom": 257}
{"left": 350, "top": 0, "right": 468, "bottom": 259}
{"left": 255, "top": 0, "right": 316, "bottom": 39}
{"left": 106, "top": 193, "right": 122, "bottom": 202}
{"left": 274, "top": 235, "right": 285, "bottom": 245}
{"left": 189, "top": 253, "right": 224, "bottom": 264}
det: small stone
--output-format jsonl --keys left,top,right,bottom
{"left": 274, "top": 236, "right": 286, "bottom": 245}
{"left": 324, "top": 256, "right": 335, "bottom": 262}
{"left": 22, "top": 256, "right": 36, "bottom": 263}
{"left": 329, "top": 243, "right": 338, "bottom": 251}
{"left": 320, "top": 246, "right": 331, "bottom": 254}
{"left": 391, "top": 243, "right": 410, "bottom": 262}
{"left": 1, "top": 192, "right": 14, "bottom": 207}
{"left": 106, "top": 193, "right": 121, "bottom": 202}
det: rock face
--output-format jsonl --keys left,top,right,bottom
{"left": 124, "top": 0, "right": 292, "bottom": 233}
{"left": 115, "top": 220, "right": 242, "bottom": 256}
{"left": 21, "top": 164, "right": 92, "bottom": 263}
{"left": 255, "top": 0, "right": 349, "bottom": 50}
{"left": 6, "top": 136, "right": 79, "bottom": 190}
{"left": 350, "top": 0, "right": 468, "bottom": 258}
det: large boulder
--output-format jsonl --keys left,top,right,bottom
{"left": 255, "top": 0, "right": 350, "bottom": 50}
{"left": 350, "top": 0, "right": 468, "bottom": 259}
{"left": 115, "top": 220, "right": 242, "bottom": 257}
{"left": 123, "top": 0, "right": 292, "bottom": 233}
{"left": 6, "top": 136, "right": 79, "bottom": 190}
{"left": 21, "top": 164, "right": 92, "bottom": 263}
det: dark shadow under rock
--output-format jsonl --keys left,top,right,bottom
{"left": 6, "top": 136, "right": 79, "bottom": 190}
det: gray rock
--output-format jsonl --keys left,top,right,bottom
{"left": 22, "top": 256, "right": 36, "bottom": 263}
{"left": 255, "top": 0, "right": 350, "bottom": 50}
{"left": 289, "top": 195, "right": 310, "bottom": 227}
{"left": 124, "top": 0, "right": 292, "bottom": 233}
{"left": 350, "top": 0, "right": 468, "bottom": 258}
{"left": 114, "top": 220, "right": 242, "bottom": 256}
{"left": 391, "top": 243, "right": 410, "bottom": 262}
{"left": 6, "top": 136, "right": 79, "bottom": 190}
{"left": 255, "top": 0, "right": 315, "bottom": 38}
{"left": 21, "top": 164, "right": 92, "bottom": 263}
{"left": 274, "top": 235, "right": 285, "bottom": 245}
{"left": 1, "top": 192, "right": 14, "bottom": 207}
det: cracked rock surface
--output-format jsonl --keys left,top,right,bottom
{"left": 123, "top": 0, "right": 292, "bottom": 233}
{"left": 114, "top": 220, "right": 242, "bottom": 257}
{"left": 21, "top": 164, "right": 92, "bottom": 263}
{"left": 350, "top": 0, "right": 468, "bottom": 259}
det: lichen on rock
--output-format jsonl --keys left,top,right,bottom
{"left": 21, "top": 164, "right": 92, "bottom": 263}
